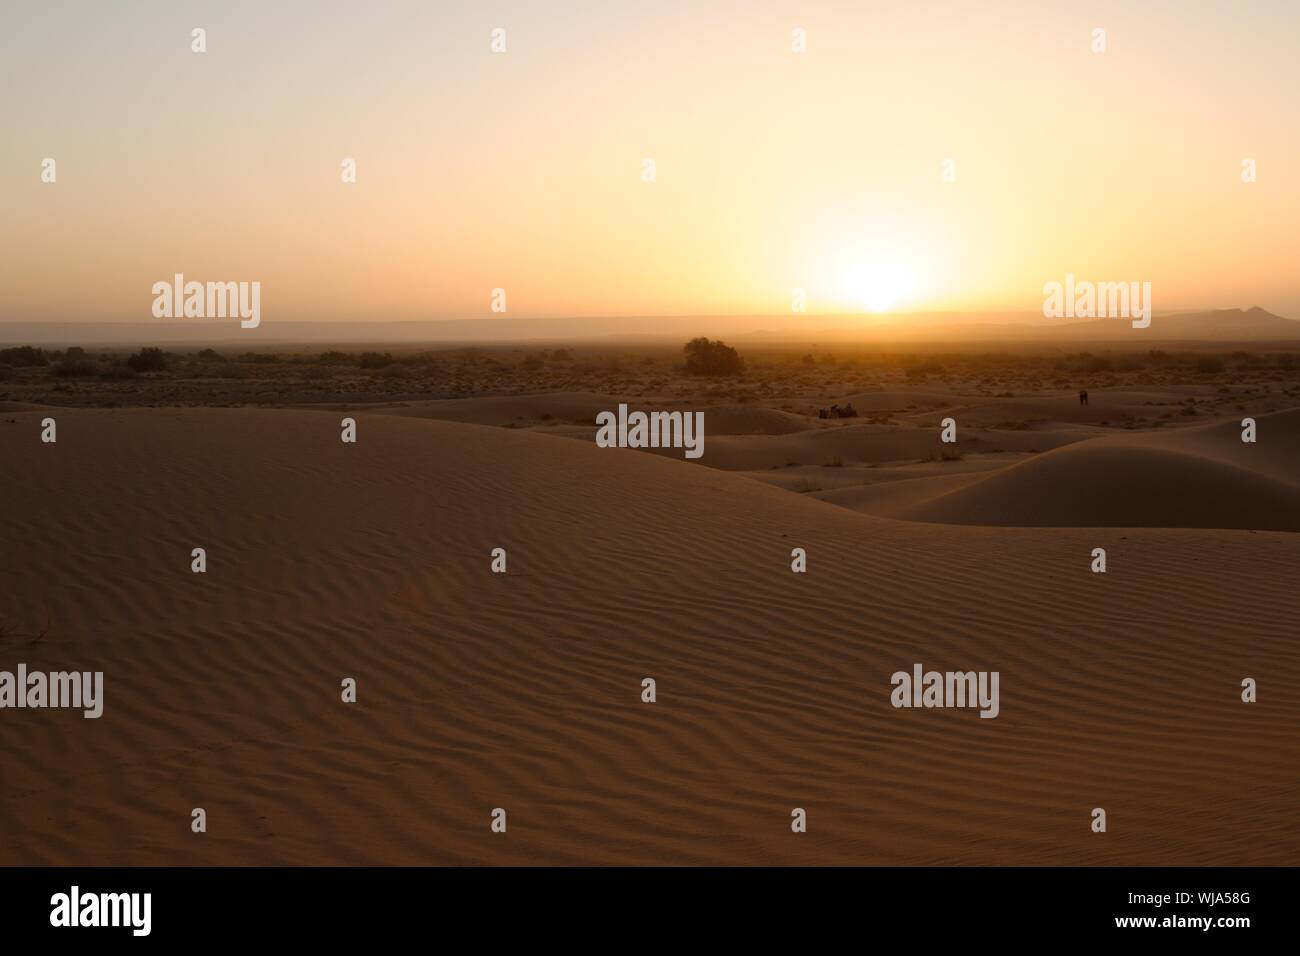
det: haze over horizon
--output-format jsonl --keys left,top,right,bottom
{"left": 4, "top": 306, "right": 1298, "bottom": 349}
{"left": 3, "top": 0, "right": 1298, "bottom": 330}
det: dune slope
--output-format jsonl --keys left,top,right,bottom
{"left": 0, "top": 408, "right": 1296, "bottom": 865}
{"left": 880, "top": 410, "right": 1300, "bottom": 531}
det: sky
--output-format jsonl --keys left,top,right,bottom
{"left": 2, "top": 0, "right": 1297, "bottom": 327}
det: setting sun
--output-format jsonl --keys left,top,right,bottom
{"left": 839, "top": 254, "right": 915, "bottom": 313}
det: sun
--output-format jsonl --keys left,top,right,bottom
{"left": 839, "top": 254, "right": 915, "bottom": 313}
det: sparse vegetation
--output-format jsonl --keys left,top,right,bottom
{"left": 0, "top": 346, "right": 47, "bottom": 368}
{"left": 0, "top": 343, "right": 1293, "bottom": 421}
{"left": 51, "top": 359, "right": 100, "bottom": 377}
{"left": 126, "top": 347, "right": 166, "bottom": 372}
{"left": 359, "top": 351, "right": 394, "bottom": 369}
{"left": 905, "top": 360, "right": 945, "bottom": 380}
{"left": 921, "top": 446, "right": 965, "bottom": 462}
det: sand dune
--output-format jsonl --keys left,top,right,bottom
{"left": 891, "top": 443, "right": 1300, "bottom": 530}
{"left": 347, "top": 392, "right": 811, "bottom": 436}
{"left": 830, "top": 410, "right": 1300, "bottom": 531}
{"left": 677, "top": 422, "right": 1083, "bottom": 471}
{"left": 1141, "top": 408, "right": 1300, "bottom": 481}
{"left": 324, "top": 390, "right": 621, "bottom": 427}
{"left": 833, "top": 390, "right": 957, "bottom": 412}
{"left": 923, "top": 396, "right": 1165, "bottom": 428}
{"left": 1, "top": 407, "right": 1296, "bottom": 865}
{"left": 812, "top": 472, "right": 990, "bottom": 516}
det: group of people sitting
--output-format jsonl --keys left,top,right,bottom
{"left": 818, "top": 403, "right": 858, "bottom": 419}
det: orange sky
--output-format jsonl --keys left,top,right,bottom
{"left": 3, "top": 0, "right": 1297, "bottom": 325}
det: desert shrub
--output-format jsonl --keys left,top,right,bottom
{"left": 64, "top": 346, "right": 86, "bottom": 359}
{"left": 126, "top": 347, "right": 166, "bottom": 372}
{"left": 99, "top": 364, "right": 137, "bottom": 380}
{"left": 358, "top": 351, "right": 393, "bottom": 369}
{"left": 1196, "top": 355, "right": 1226, "bottom": 373}
{"left": 683, "top": 337, "right": 743, "bottom": 376}
{"left": 550, "top": 348, "right": 572, "bottom": 362}
{"left": 0, "top": 364, "right": 12, "bottom": 381}
{"left": 396, "top": 352, "right": 437, "bottom": 366}
{"left": 0, "top": 346, "right": 47, "bottom": 367}
{"left": 196, "top": 348, "right": 226, "bottom": 362}
{"left": 51, "top": 359, "right": 100, "bottom": 377}
{"left": 905, "top": 360, "right": 944, "bottom": 380}
{"left": 318, "top": 351, "right": 352, "bottom": 365}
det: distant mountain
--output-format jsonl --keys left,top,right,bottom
{"left": 1043, "top": 307, "right": 1300, "bottom": 342}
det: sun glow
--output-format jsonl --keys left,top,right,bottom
{"left": 839, "top": 254, "right": 916, "bottom": 313}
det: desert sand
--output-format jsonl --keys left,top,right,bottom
{"left": 1, "top": 393, "right": 1296, "bottom": 865}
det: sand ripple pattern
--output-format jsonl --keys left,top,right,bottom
{"left": 1, "top": 408, "right": 1295, "bottom": 864}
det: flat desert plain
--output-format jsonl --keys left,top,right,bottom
{"left": 1, "top": 360, "right": 1298, "bottom": 865}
